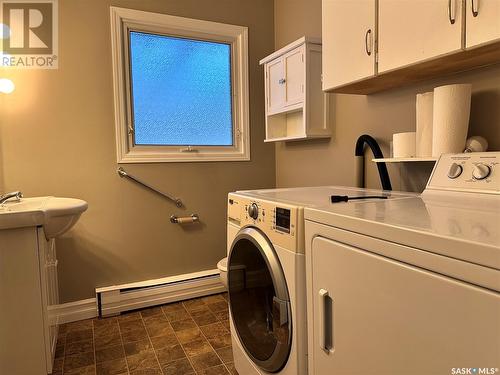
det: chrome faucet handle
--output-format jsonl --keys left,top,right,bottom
{"left": 10, "top": 191, "right": 23, "bottom": 200}
{"left": 0, "top": 191, "right": 23, "bottom": 204}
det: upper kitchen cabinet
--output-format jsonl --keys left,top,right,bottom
{"left": 466, "top": 0, "right": 500, "bottom": 48}
{"left": 260, "top": 37, "right": 331, "bottom": 142}
{"left": 378, "top": 0, "right": 463, "bottom": 73}
{"left": 322, "top": 0, "right": 376, "bottom": 90}
{"left": 323, "top": 0, "right": 500, "bottom": 94}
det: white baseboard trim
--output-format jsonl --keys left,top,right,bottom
{"left": 50, "top": 298, "right": 98, "bottom": 324}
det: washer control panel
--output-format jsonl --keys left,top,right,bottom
{"left": 227, "top": 193, "right": 303, "bottom": 253}
{"left": 427, "top": 152, "right": 500, "bottom": 194}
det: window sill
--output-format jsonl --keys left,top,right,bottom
{"left": 118, "top": 150, "right": 250, "bottom": 163}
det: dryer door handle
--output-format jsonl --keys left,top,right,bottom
{"left": 318, "top": 288, "right": 333, "bottom": 352}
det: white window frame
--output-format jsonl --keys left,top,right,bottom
{"left": 110, "top": 7, "right": 250, "bottom": 163}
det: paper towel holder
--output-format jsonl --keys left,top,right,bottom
{"left": 170, "top": 214, "right": 199, "bottom": 224}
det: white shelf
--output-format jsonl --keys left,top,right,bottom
{"left": 261, "top": 37, "right": 331, "bottom": 143}
{"left": 372, "top": 157, "right": 437, "bottom": 163}
{"left": 265, "top": 134, "right": 330, "bottom": 143}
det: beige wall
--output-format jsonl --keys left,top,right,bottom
{"left": 0, "top": 0, "right": 275, "bottom": 302}
{"left": 274, "top": 0, "right": 500, "bottom": 192}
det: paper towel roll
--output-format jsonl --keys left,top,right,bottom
{"left": 432, "top": 84, "right": 472, "bottom": 157}
{"left": 393, "top": 132, "right": 416, "bottom": 158}
{"left": 416, "top": 91, "right": 433, "bottom": 157}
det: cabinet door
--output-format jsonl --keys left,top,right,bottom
{"left": 283, "top": 47, "right": 304, "bottom": 106}
{"left": 379, "top": 0, "right": 463, "bottom": 73}
{"left": 309, "top": 236, "right": 500, "bottom": 375}
{"left": 0, "top": 228, "right": 47, "bottom": 375}
{"left": 37, "top": 229, "right": 58, "bottom": 374}
{"left": 466, "top": 0, "right": 500, "bottom": 48}
{"left": 266, "top": 58, "right": 285, "bottom": 113}
{"left": 322, "top": 0, "right": 376, "bottom": 90}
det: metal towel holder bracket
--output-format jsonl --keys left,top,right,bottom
{"left": 117, "top": 167, "right": 183, "bottom": 208}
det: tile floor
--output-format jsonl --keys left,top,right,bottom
{"left": 53, "top": 293, "right": 238, "bottom": 375}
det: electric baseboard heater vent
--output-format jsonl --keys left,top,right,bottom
{"left": 96, "top": 269, "right": 225, "bottom": 317}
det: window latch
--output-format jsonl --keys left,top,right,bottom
{"left": 180, "top": 146, "right": 198, "bottom": 152}
{"left": 128, "top": 124, "right": 134, "bottom": 135}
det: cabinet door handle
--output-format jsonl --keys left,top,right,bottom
{"left": 471, "top": 0, "right": 479, "bottom": 17}
{"left": 278, "top": 78, "right": 286, "bottom": 84}
{"left": 365, "top": 29, "right": 372, "bottom": 56}
{"left": 318, "top": 288, "right": 332, "bottom": 352}
{"left": 448, "top": 0, "right": 456, "bottom": 24}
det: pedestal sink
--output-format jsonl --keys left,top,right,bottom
{"left": 0, "top": 196, "right": 88, "bottom": 239}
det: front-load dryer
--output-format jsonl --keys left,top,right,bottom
{"left": 304, "top": 153, "right": 500, "bottom": 375}
{"left": 225, "top": 187, "right": 414, "bottom": 374}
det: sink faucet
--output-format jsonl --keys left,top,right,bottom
{"left": 0, "top": 191, "right": 23, "bottom": 204}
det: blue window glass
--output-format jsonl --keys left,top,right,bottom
{"left": 129, "top": 31, "right": 233, "bottom": 146}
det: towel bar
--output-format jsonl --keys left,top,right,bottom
{"left": 117, "top": 167, "right": 183, "bottom": 207}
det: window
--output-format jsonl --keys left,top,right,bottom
{"left": 129, "top": 32, "right": 233, "bottom": 147}
{"left": 110, "top": 7, "right": 249, "bottom": 162}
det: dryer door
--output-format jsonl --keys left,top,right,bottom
{"left": 228, "top": 227, "right": 292, "bottom": 373}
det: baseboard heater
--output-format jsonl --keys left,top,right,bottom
{"left": 96, "top": 269, "right": 225, "bottom": 317}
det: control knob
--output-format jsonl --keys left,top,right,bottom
{"left": 447, "top": 163, "right": 463, "bottom": 179}
{"left": 472, "top": 164, "right": 491, "bottom": 180}
{"left": 248, "top": 203, "right": 259, "bottom": 220}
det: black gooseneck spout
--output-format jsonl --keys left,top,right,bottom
{"left": 355, "top": 134, "right": 392, "bottom": 191}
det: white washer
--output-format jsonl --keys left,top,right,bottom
{"left": 226, "top": 187, "right": 414, "bottom": 375}
{"left": 304, "top": 152, "right": 500, "bottom": 375}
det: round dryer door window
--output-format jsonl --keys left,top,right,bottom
{"left": 228, "top": 227, "right": 292, "bottom": 373}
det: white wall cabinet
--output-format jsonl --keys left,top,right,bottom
{"left": 378, "top": 0, "right": 463, "bottom": 73}
{"left": 466, "top": 0, "right": 500, "bottom": 48}
{"left": 322, "top": 0, "right": 500, "bottom": 94}
{"left": 322, "top": 0, "right": 376, "bottom": 90}
{"left": 0, "top": 227, "right": 59, "bottom": 374}
{"left": 260, "top": 37, "right": 331, "bottom": 142}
